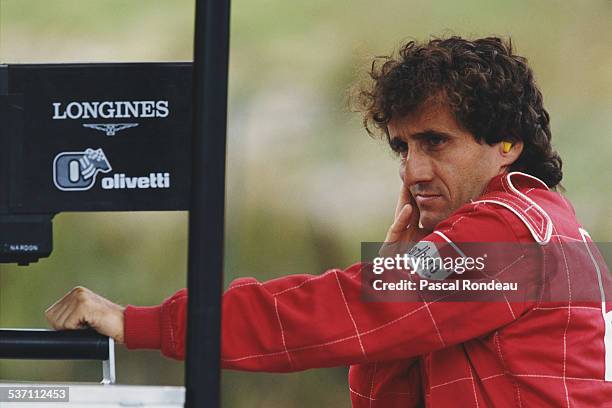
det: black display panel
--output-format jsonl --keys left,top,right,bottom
{"left": 0, "top": 63, "right": 192, "bottom": 213}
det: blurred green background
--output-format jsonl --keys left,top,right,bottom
{"left": 0, "top": 0, "right": 610, "bottom": 406}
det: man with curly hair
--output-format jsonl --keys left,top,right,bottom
{"left": 46, "top": 37, "right": 612, "bottom": 407}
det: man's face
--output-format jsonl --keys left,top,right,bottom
{"left": 387, "top": 100, "right": 507, "bottom": 231}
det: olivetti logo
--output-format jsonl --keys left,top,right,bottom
{"left": 53, "top": 147, "right": 171, "bottom": 192}
{"left": 53, "top": 148, "right": 112, "bottom": 191}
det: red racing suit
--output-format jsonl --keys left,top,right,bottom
{"left": 124, "top": 172, "right": 612, "bottom": 407}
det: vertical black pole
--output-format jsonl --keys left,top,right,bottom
{"left": 186, "top": 0, "right": 230, "bottom": 407}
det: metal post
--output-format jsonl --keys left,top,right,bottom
{"left": 185, "top": 0, "right": 230, "bottom": 407}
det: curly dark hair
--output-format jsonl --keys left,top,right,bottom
{"left": 353, "top": 36, "right": 563, "bottom": 189}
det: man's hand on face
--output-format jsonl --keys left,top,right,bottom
{"left": 45, "top": 286, "right": 125, "bottom": 344}
{"left": 380, "top": 184, "right": 429, "bottom": 257}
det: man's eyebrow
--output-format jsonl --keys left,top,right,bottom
{"left": 389, "top": 130, "right": 454, "bottom": 142}
{"left": 410, "top": 130, "right": 454, "bottom": 140}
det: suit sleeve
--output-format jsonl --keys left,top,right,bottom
{"left": 125, "top": 204, "right": 538, "bottom": 372}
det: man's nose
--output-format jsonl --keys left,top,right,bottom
{"left": 401, "top": 150, "right": 434, "bottom": 186}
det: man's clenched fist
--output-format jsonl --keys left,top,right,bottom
{"left": 45, "top": 286, "right": 126, "bottom": 344}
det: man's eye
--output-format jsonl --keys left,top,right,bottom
{"left": 390, "top": 139, "right": 408, "bottom": 156}
{"left": 427, "top": 136, "right": 446, "bottom": 147}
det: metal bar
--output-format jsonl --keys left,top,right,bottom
{"left": 101, "top": 337, "right": 116, "bottom": 385}
{"left": 0, "top": 329, "right": 109, "bottom": 360}
{"left": 185, "top": 0, "right": 230, "bottom": 407}
{"left": 0, "top": 65, "right": 8, "bottom": 94}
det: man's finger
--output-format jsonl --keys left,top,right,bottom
{"left": 64, "top": 312, "right": 90, "bottom": 330}
{"left": 393, "top": 204, "right": 413, "bottom": 231}
{"left": 394, "top": 184, "right": 412, "bottom": 219}
{"left": 387, "top": 204, "right": 413, "bottom": 242}
{"left": 46, "top": 286, "right": 80, "bottom": 311}
{"left": 46, "top": 302, "right": 70, "bottom": 328}
{"left": 54, "top": 300, "right": 77, "bottom": 330}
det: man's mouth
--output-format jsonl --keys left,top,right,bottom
{"left": 414, "top": 193, "right": 442, "bottom": 206}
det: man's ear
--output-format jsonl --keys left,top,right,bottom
{"left": 500, "top": 140, "right": 524, "bottom": 168}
